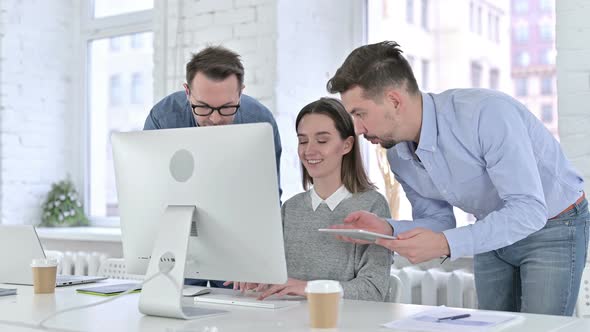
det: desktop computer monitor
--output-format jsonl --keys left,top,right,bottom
{"left": 111, "top": 123, "right": 287, "bottom": 286}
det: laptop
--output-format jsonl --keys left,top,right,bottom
{"left": 0, "top": 225, "right": 107, "bottom": 286}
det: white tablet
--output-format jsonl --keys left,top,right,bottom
{"left": 318, "top": 228, "right": 397, "bottom": 242}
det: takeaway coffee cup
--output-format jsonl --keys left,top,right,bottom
{"left": 31, "top": 258, "right": 58, "bottom": 294}
{"left": 305, "top": 280, "right": 343, "bottom": 328}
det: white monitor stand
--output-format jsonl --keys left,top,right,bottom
{"left": 138, "top": 205, "right": 227, "bottom": 319}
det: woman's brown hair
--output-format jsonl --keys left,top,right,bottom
{"left": 295, "top": 97, "right": 376, "bottom": 193}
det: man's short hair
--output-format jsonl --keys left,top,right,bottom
{"left": 326, "top": 41, "right": 419, "bottom": 99}
{"left": 186, "top": 46, "right": 244, "bottom": 89}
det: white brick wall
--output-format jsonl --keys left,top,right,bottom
{"left": 153, "top": 0, "right": 363, "bottom": 199}
{"left": 0, "top": 0, "right": 75, "bottom": 224}
{"left": 556, "top": 0, "right": 590, "bottom": 192}
{"left": 153, "top": 0, "right": 277, "bottom": 111}
{"left": 274, "top": 0, "right": 365, "bottom": 199}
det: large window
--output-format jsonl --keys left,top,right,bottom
{"left": 82, "top": 1, "right": 154, "bottom": 225}
{"left": 364, "top": 1, "right": 558, "bottom": 227}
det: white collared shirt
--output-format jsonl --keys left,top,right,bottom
{"left": 310, "top": 185, "right": 352, "bottom": 211}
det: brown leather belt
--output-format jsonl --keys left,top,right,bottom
{"left": 549, "top": 192, "right": 585, "bottom": 220}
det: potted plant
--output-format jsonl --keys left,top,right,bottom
{"left": 41, "top": 178, "right": 89, "bottom": 227}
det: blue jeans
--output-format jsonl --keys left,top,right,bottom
{"left": 474, "top": 198, "right": 589, "bottom": 315}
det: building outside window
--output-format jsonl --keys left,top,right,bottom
{"left": 515, "top": 24, "right": 529, "bottom": 42}
{"left": 469, "top": 1, "right": 475, "bottom": 32}
{"left": 108, "top": 74, "right": 123, "bottom": 106}
{"left": 514, "top": 0, "right": 528, "bottom": 13}
{"left": 421, "top": 59, "right": 430, "bottom": 90}
{"left": 494, "top": 15, "right": 500, "bottom": 42}
{"left": 539, "top": 22, "right": 553, "bottom": 41}
{"left": 130, "top": 33, "right": 144, "bottom": 49}
{"left": 130, "top": 72, "right": 144, "bottom": 104}
{"left": 541, "top": 104, "right": 553, "bottom": 123}
{"left": 471, "top": 61, "right": 482, "bottom": 88}
{"left": 407, "top": 55, "right": 415, "bottom": 68}
{"left": 540, "top": 0, "right": 553, "bottom": 12}
{"left": 477, "top": 5, "right": 482, "bottom": 35}
{"left": 489, "top": 68, "right": 499, "bottom": 90}
{"left": 421, "top": 0, "right": 429, "bottom": 30}
{"left": 540, "top": 48, "right": 555, "bottom": 65}
{"left": 406, "top": 0, "right": 414, "bottom": 23}
{"left": 516, "top": 78, "right": 528, "bottom": 96}
{"left": 541, "top": 76, "right": 552, "bottom": 95}
{"left": 517, "top": 51, "right": 531, "bottom": 66}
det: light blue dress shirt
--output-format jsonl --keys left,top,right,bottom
{"left": 387, "top": 89, "right": 584, "bottom": 259}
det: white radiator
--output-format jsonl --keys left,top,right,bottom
{"left": 392, "top": 256, "right": 478, "bottom": 309}
{"left": 45, "top": 250, "right": 109, "bottom": 276}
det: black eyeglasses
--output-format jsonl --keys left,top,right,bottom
{"left": 190, "top": 102, "right": 241, "bottom": 117}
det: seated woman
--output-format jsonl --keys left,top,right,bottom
{"left": 229, "top": 97, "right": 392, "bottom": 302}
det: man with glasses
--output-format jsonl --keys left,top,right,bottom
{"left": 143, "top": 45, "right": 282, "bottom": 288}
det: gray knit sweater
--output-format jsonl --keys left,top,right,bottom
{"left": 281, "top": 189, "right": 392, "bottom": 302}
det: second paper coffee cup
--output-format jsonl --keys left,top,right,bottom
{"left": 305, "top": 280, "right": 343, "bottom": 328}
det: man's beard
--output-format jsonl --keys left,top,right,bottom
{"left": 380, "top": 140, "right": 396, "bottom": 149}
{"left": 364, "top": 135, "right": 397, "bottom": 149}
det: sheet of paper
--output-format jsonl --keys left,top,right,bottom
{"left": 382, "top": 307, "right": 520, "bottom": 332}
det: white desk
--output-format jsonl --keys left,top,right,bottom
{"left": 0, "top": 281, "right": 587, "bottom": 331}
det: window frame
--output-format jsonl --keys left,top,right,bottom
{"left": 78, "top": 1, "right": 154, "bottom": 227}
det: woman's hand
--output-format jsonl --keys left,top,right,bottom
{"left": 222, "top": 281, "right": 259, "bottom": 292}
{"left": 257, "top": 278, "right": 307, "bottom": 300}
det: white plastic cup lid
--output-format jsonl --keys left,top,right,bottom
{"left": 31, "top": 258, "right": 58, "bottom": 267}
{"left": 305, "top": 280, "right": 343, "bottom": 294}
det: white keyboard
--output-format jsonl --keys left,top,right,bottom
{"left": 193, "top": 290, "right": 302, "bottom": 309}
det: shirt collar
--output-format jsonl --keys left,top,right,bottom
{"left": 394, "top": 92, "right": 438, "bottom": 160}
{"left": 310, "top": 185, "right": 352, "bottom": 211}
{"left": 416, "top": 92, "right": 438, "bottom": 153}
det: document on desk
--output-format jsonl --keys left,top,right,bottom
{"left": 382, "top": 307, "right": 520, "bottom": 332}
